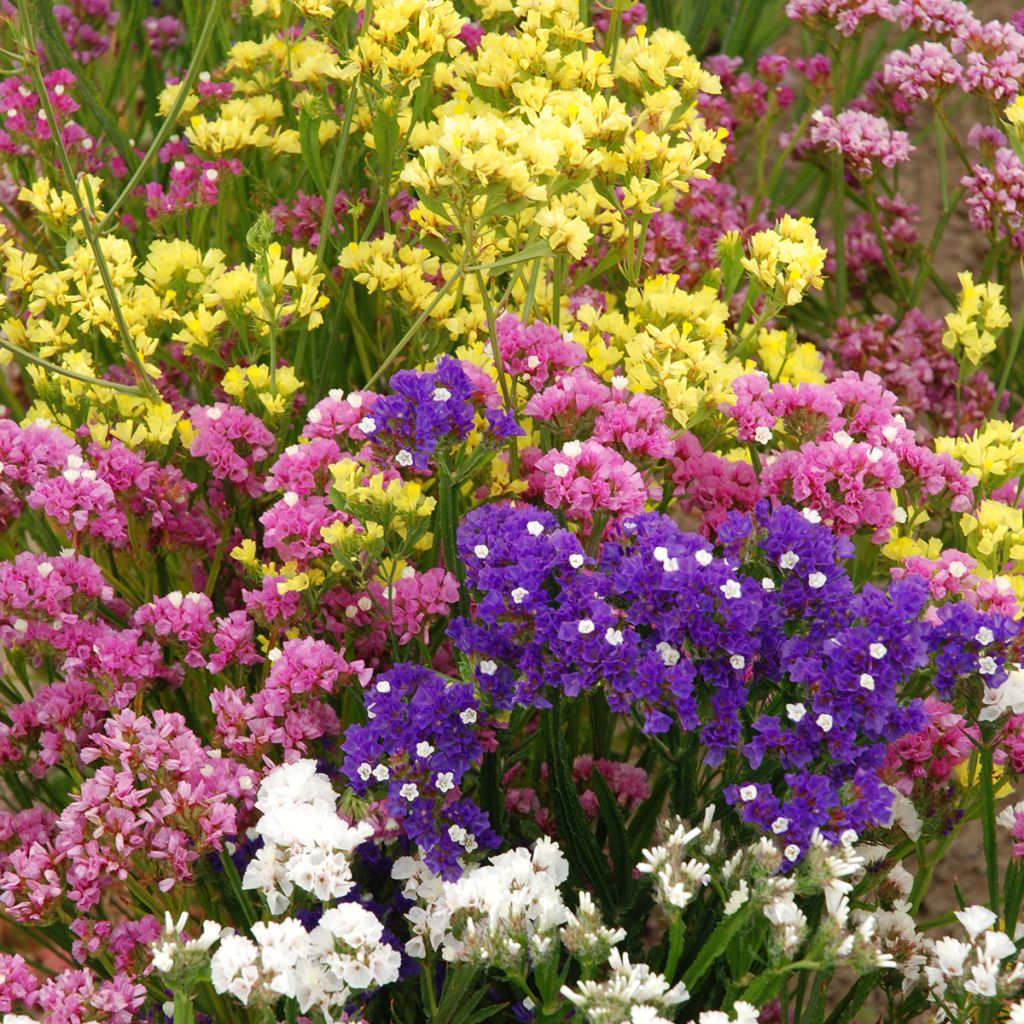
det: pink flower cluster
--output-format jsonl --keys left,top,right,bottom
{"left": 212, "top": 637, "right": 369, "bottom": 761}
{"left": 808, "top": 108, "right": 914, "bottom": 176}
{"left": 729, "top": 373, "right": 975, "bottom": 540}
{"left": 893, "top": 549, "right": 1021, "bottom": 617}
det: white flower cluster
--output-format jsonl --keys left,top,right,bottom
{"left": 922, "top": 905, "right": 1024, "bottom": 1018}
{"left": 151, "top": 912, "right": 223, "bottom": 976}
{"left": 560, "top": 891, "right": 627, "bottom": 970}
{"left": 394, "top": 837, "right": 569, "bottom": 969}
{"left": 639, "top": 809, "right": 891, "bottom": 971}
{"left": 241, "top": 759, "right": 374, "bottom": 913}
{"left": 561, "top": 948, "right": 688, "bottom": 1024}
{"left": 209, "top": 903, "right": 401, "bottom": 1016}
{"left": 696, "top": 1001, "right": 760, "bottom": 1024}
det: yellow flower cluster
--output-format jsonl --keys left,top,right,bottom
{"left": 345, "top": 0, "right": 465, "bottom": 92}
{"left": 222, "top": 363, "right": 304, "bottom": 416}
{"left": 741, "top": 215, "right": 827, "bottom": 307}
{"left": 568, "top": 274, "right": 745, "bottom": 431}
{"left": 960, "top": 499, "right": 1024, "bottom": 570}
{"left": 328, "top": 459, "right": 436, "bottom": 549}
{"left": 756, "top": 328, "right": 825, "bottom": 384}
{"left": 936, "top": 420, "right": 1024, "bottom": 491}
{"left": 942, "top": 272, "right": 1010, "bottom": 366}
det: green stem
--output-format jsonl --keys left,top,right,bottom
{"left": 315, "top": 75, "right": 360, "bottom": 268}
{"left": 0, "top": 337, "right": 143, "bottom": 395}
{"left": 979, "top": 739, "right": 1001, "bottom": 913}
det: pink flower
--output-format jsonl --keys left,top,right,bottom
{"left": 809, "top": 108, "right": 914, "bottom": 176}
{"left": 530, "top": 440, "right": 649, "bottom": 525}
{"left": 187, "top": 403, "right": 275, "bottom": 497}
{"left": 370, "top": 567, "right": 459, "bottom": 645}
{"left": 496, "top": 313, "right": 586, "bottom": 389}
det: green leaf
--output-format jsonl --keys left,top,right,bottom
{"left": 590, "top": 767, "right": 631, "bottom": 907}
{"left": 299, "top": 111, "right": 328, "bottom": 195}
{"left": 541, "top": 692, "right": 617, "bottom": 917}
{"left": 680, "top": 903, "right": 754, "bottom": 992}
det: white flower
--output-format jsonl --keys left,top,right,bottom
{"left": 527, "top": 520, "right": 544, "bottom": 536}
{"left": 816, "top": 713, "right": 833, "bottom": 733}
{"left": 869, "top": 643, "right": 887, "bottom": 659}
{"left": 808, "top": 572, "right": 827, "bottom": 589}
{"left": 357, "top": 416, "right": 377, "bottom": 434}
{"left": 415, "top": 742, "right": 435, "bottom": 758}
{"left": 460, "top": 708, "right": 478, "bottom": 724}
{"left": 435, "top": 772, "right": 455, "bottom": 793}
{"left": 432, "top": 387, "right": 451, "bottom": 402}
{"left": 739, "top": 785, "right": 758, "bottom": 802}
{"left": 976, "top": 627, "right": 995, "bottom": 646}
{"left": 720, "top": 580, "right": 742, "bottom": 600}
{"left": 802, "top": 508, "right": 822, "bottom": 524}
{"left": 754, "top": 426, "right": 773, "bottom": 444}
{"left": 473, "top": 544, "right": 489, "bottom": 559}
{"left": 979, "top": 656, "right": 997, "bottom": 675}
{"left": 578, "top": 619, "right": 595, "bottom": 635}
{"left": 955, "top": 905, "right": 998, "bottom": 941}
{"left": 762, "top": 577, "right": 776, "bottom": 591}
{"left": 395, "top": 449, "right": 414, "bottom": 467}
{"left": 730, "top": 655, "right": 745, "bottom": 670}
{"left": 606, "top": 627, "right": 624, "bottom": 646}
{"left": 786, "top": 702, "right": 806, "bottom": 722}
{"left": 694, "top": 549, "right": 712, "bottom": 567}
{"left": 657, "top": 642, "right": 680, "bottom": 666}
{"left": 569, "top": 553, "right": 585, "bottom": 569}
{"left": 859, "top": 673, "right": 875, "bottom": 691}
{"left": 479, "top": 660, "right": 496, "bottom": 676}
{"left": 779, "top": 551, "right": 799, "bottom": 570}
{"left": 399, "top": 783, "right": 420, "bottom": 802}
{"left": 980, "top": 664, "right": 1024, "bottom": 721}
{"left": 511, "top": 587, "right": 529, "bottom": 604}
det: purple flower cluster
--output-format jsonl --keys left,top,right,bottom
{"left": 341, "top": 664, "right": 497, "bottom": 878}
{"left": 451, "top": 500, "right": 1019, "bottom": 850}
{"left": 367, "top": 356, "right": 521, "bottom": 473}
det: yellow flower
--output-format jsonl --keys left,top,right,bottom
{"left": 741, "top": 215, "right": 827, "bottom": 306}
{"left": 942, "top": 272, "right": 1010, "bottom": 366}
{"left": 756, "top": 328, "right": 825, "bottom": 384}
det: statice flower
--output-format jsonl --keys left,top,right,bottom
{"left": 669, "top": 433, "right": 761, "bottom": 532}
{"left": 211, "top": 902, "right": 400, "bottom": 1014}
{"left": 141, "top": 139, "right": 241, "bottom": 219}
{"left": 963, "top": 143, "right": 1024, "bottom": 252}
{"left": 881, "top": 41, "right": 963, "bottom": 106}
{"left": 213, "top": 638, "right": 370, "bottom": 761}
{"left": 562, "top": 947, "right": 689, "bottom": 1023}
{"left": 27, "top": 452, "right": 128, "bottom": 546}
{"left": 808, "top": 108, "right": 915, "bottom": 176}
{"left": 54, "top": 0, "right": 119, "bottom": 63}
{"left": 728, "top": 372, "right": 975, "bottom": 538}
{"left": 143, "top": 13, "right": 185, "bottom": 52}
{"left": 341, "top": 663, "right": 496, "bottom": 878}
{"left": 369, "top": 356, "right": 520, "bottom": 472}
{"left": 786, "top": 0, "right": 895, "bottom": 35}
{"left": 497, "top": 312, "right": 586, "bottom": 388}
{"left": 922, "top": 906, "right": 1024, "bottom": 1014}
{"left": 393, "top": 838, "right": 569, "bottom": 967}
{"left": 529, "top": 440, "right": 649, "bottom": 526}
{"left": 187, "top": 402, "right": 275, "bottom": 498}
{"left": 241, "top": 760, "right": 374, "bottom": 913}
{"left": 826, "top": 313, "right": 995, "bottom": 436}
